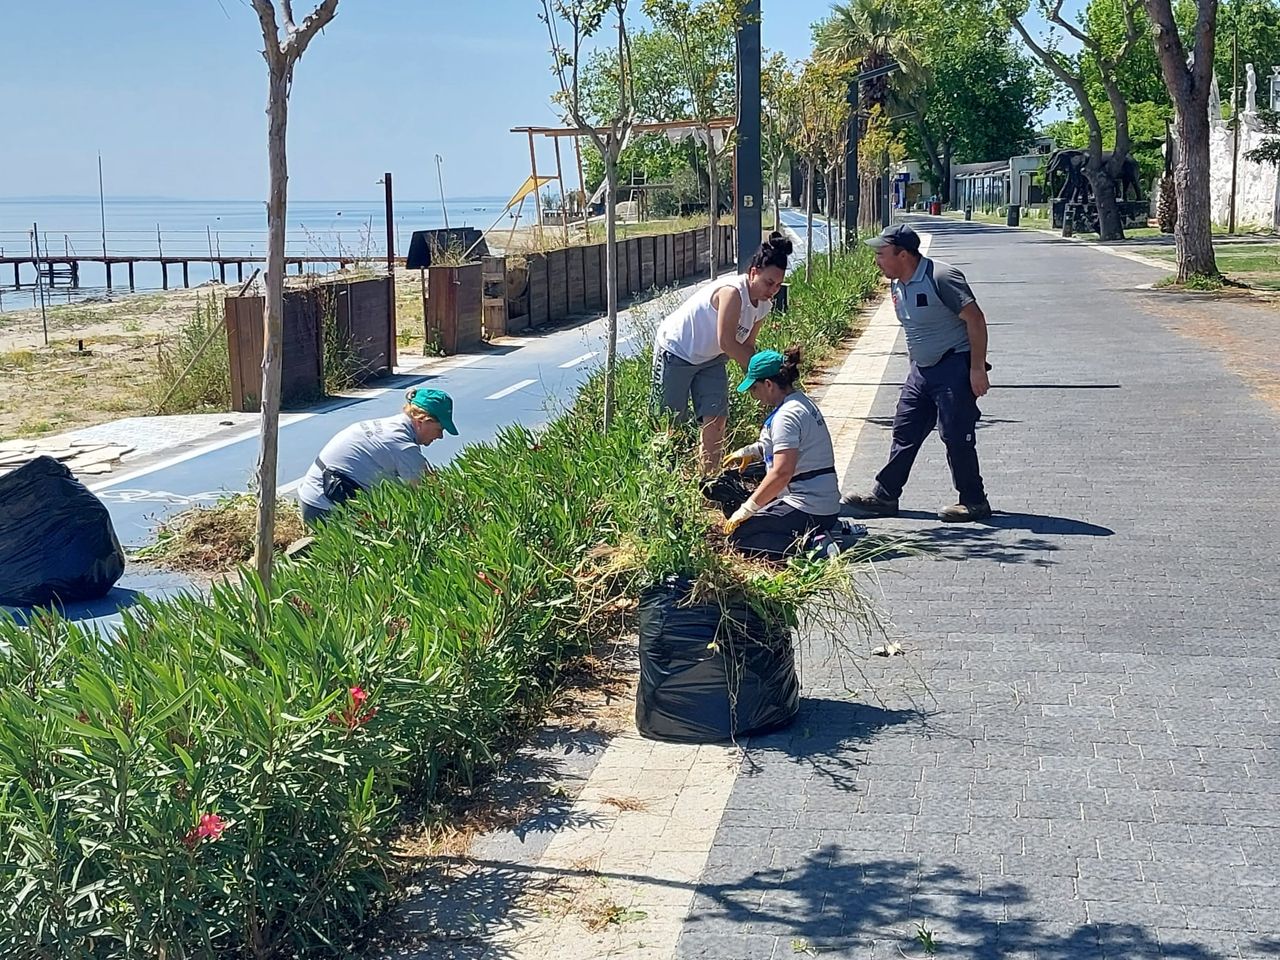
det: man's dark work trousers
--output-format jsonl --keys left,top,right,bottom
{"left": 873, "top": 350, "right": 986, "bottom": 505}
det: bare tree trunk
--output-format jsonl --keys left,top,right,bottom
{"left": 805, "top": 161, "right": 814, "bottom": 281}
{"left": 603, "top": 150, "right": 619, "bottom": 430}
{"left": 249, "top": 0, "right": 338, "bottom": 592}
{"left": 1173, "top": 105, "right": 1218, "bottom": 279}
{"left": 825, "top": 165, "right": 835, "bottom": 269}
{"left": 253, "top": 62, "right": 290, "bottom": 589}
{"left": 707, "top": 137, "right": 718, "bottom": 280}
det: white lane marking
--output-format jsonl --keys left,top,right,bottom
{"left": 88, "top": 413, "right": 316, "bottom": 492}
{"left": 485, "top": 378, "right": 537, "bottom": 400}
{"left": 560, "top": 351, "right": 598, "bottom": 368}
{"left": 88, "top": 354, "right": 492, "bottom": 494}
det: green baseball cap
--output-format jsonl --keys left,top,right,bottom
{"left": 406, "top": 387, "right": 458, "bottom": 435}
{"left": 737, "top": 349, "right": 785, "bottom": 393}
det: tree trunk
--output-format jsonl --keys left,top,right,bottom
{"left": 603, "top": 149, "right": 619, "bottom": 430}
{"left": 1173, "top": 105, "right": 1219, "bottom": 279}
{"left": 706, "top": 135, "right": 718, "bottom": 280}
{"left": 253, "top": 62, "right": 290, "bottom": 590}
{"left": 1083, "top": 162, "right": 1125, "bottom": 240}
{"left": 805, "top": 161, "right": 814, "bottom": 281}
{"left": 825, "top": 165, "right": 835, "bottom": 269}
{"left": 1157, "top": 172, "right": 1178, "bottom": 233}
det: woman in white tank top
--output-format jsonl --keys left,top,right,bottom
{"left": 651, "top": 232, "right": 793, "bottom": 473}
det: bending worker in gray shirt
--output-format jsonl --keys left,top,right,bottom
{"left": 843, "top": 223, "right": 992, "bottom": 522}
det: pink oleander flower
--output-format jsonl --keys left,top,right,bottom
{"left": 183, "top": 812, "right": 228, "bottom": 849}
{"left": 329, "top": 684, "right": 377, "bottom": 729}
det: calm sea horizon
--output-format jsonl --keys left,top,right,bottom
{"left": 0, "top": 196, "right": 511, "bottom": 313}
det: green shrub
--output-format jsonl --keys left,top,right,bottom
{"left": 0, "top": 247, "right": 882, "bottom": 958}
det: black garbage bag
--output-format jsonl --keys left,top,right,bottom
{"left": 700, "top": 461, "right": 766, "bottom": 519}
{"left": 0, "top": 456, "right": 125, "bottom": 607}
{"left": 636, "top": 575, "right": 799, "bottom": 743}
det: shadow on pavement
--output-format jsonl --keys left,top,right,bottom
{"left": 679, "top": 852, "right": 1235, "bottom": 959}
{"left": 740, "top": 699, "right": 922, "bottom": 794}
{"left": 836, "top": 511, "right": 1112, "bottom": 567}
{"left": 2, "top": 570, "right": 195, "bottom": 628}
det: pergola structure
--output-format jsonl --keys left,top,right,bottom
{"left": 510, "top": 118, "right": 738, "bottom": 244}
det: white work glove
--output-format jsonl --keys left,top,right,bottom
{"left": 724, "top": 497, "right": 760, "bottom": 536}
{"left": 722, "top": 445, "right": 762, "bottom": 473}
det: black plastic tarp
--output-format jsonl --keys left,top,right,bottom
{"left": 636, "top": 575, "right": 799, "bottom": 743}
{"left": 0, "top": 456, "right": 125, "bottom": 607}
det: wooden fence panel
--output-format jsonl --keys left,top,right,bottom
{"left": 526, "top": 253, "right": 550, "bottom": 327}
{"left": 583, "top": 243, "right": 604, "bottom": 310}
{"left": 567, "top": 246, "right": 586, "bottom": 315}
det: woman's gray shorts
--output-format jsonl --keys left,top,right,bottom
{"left": 650, "top": 349, "right": 728, "bottom": 422}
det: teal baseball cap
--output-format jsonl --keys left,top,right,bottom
{"left": 406, "top": 387, "right": 458, "bottom": 435}
{"left": 737, "top": 349, "right": 785, "bottom": 393}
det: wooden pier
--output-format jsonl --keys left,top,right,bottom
{"left": 0, "top": 254, "right": 366, "bottom": 293}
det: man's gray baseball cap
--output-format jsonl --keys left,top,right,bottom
{"left": 865, "top": 223, "right": 921, "bottom": 254}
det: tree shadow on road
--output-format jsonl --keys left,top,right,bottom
{"left": 679, "top": 850, "right": 1235, "bottom": 960}
{"left": 842, "top": 511, "right": 1113, "bottom": 567}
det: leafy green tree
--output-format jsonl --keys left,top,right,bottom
{"left": 540, "top": 0, "right": 636, "bottom": 428}
{"left": 1002, "top": 0, "right": 1145, "bottom": 239}
{"left": 897, "top": 20, "right": 1045, "bottom": 199}
{"left": 643, "top": 0, "right": 738, "bottom": 278}
{"left": 762, "top": 52, "right": 800, "bottom": 232}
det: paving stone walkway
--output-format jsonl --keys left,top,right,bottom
{"left": 676, "top": 218, "right": 1280, "bottom": 959}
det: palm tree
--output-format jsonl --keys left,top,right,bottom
{"left": 814, "top": 0, "right": 918, "bottom": 111}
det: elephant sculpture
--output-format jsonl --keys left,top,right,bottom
{"left": 1046, "top": 148, "right": 1143, "bottom": 203}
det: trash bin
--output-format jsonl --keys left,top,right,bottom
{"left": 964, "top": 206, "right": 973, "bottom": 221}
{"left": 1006, "top": 204, "right": 1021, "bottom": 227}
{"left": 930, "top": 201, "right": 942, "bottom": 215}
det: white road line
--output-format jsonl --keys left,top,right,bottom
{"left": 87, "top": 353, "right": 492, "bottom": 494}
{"left": 88, "top": 413, "right": 316, "bottom": 492}
{"left": 559, "top": 351, "right": 598, "bottom": 368}
{"left": 485, "top": 378, "right": 538, "bottom": 400}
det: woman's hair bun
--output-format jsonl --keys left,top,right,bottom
{"left": 767, "top": 231, "right": 794, "bottom": 256}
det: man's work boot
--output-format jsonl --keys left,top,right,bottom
{"left": 841, "top": 491, "right": 900, "bottom": 517}
{"left": 938, "top": 500, "right": 993, "bottom": 523}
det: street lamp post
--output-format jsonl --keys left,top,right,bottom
{"left": 735, "top": 0, "right": 762, "bottom": 271}
{"left": 843, "top": 61, "right": 899, "bottom": 241}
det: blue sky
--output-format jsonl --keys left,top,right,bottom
{"left": 0, "top": 1, "right": 1072, "bottom": 202}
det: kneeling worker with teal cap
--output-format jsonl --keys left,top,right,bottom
{"left": 721, "top": 346, "right": 841, "bottom": 559}
{"left": 296, "top": 387, "right": 458, "bottom": 527}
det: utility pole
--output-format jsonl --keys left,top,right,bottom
{"left": 844, "top": 61, "right": 900, "bottom": 240}
{"left": 844, "top": 79, "right": 859, "bottom": 240}
{"left": 735, "top": 0, "right": 762, "bottom": 271}
{"left": 382, "top": 172, "right": 397, "bottom": 368}
{"left": 435, "top": 154, "right": 450, "bottom": 231}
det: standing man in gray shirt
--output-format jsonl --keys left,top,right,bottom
{"left": 843, "top": 223, "right": 992, "bottom": 522}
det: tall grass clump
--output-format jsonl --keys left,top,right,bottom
{"left": 0, "top": 247, "right": 882, "bottom": 958}
{"left": 151, "top": 292, "right": 231, "bottom": 414}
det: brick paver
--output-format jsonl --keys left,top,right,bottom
{"left": 676, "top": 218, "right": 1280, "bottom": 960}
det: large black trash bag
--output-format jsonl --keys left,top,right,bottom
{"left": 0, "top": 456, "right": 126, "bottom": 607}
{"left": 636, "top": 575, "right": 799, "bottom": 743}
